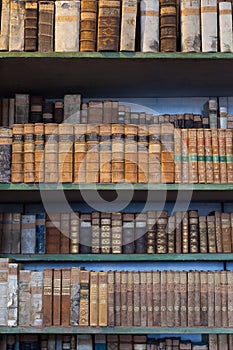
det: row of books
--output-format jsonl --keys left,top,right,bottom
{"left": 2, "top": 210, "right": 233, "bottom": 255}
{"left": 2, "top": 260, "right": 233, "bottom": 328}
{"left": 0, "top": 94, "right": 231, "bottom": 129}
{"left": 0, "top": 334, "right": 211, "bottom": 350}
{"left": 1, "top": 0, "right": 233, "bottom": 53}
{"left": 2, "top": 124, "right": 233, "bottom": 184}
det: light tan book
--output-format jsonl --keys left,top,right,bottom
{"left": 30, "top": 271, "right": 43, "bottom": 327}
{"left": 90, "top": 271, "right": 99, "bottom": 326}
{"left": 120, "top": 0, "right": 137, "bottom": 51}
{"left": 99, "top": 271, "right": 108, "bottom": 326}
{"left": 9, "top": 0, "right": 25, "bottom": 51}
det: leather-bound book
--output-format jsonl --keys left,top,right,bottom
{"left": 122, "top": 213, "right": 135, "bottom": 253}
{"left": 126, "top": 271, "right": 133, "bottom": 327}
{"left": 218, "top": 129, "right": 227, "bottom": 184}
{"left": 157, "top": 211, "right": 168, "bottom": 254}
{"left": 46, "top": 213, "right": 61, "bottom": 253}
{"left": 55, "top": 0, "right": 80, "bottom": 52}
{"left": 161, "top": 124, "right": 174, "bottom": 183}
{"left": 193, "top": 271, "right": 200, "bottom": 326}
{"left": 219, "top": 2, "right": 233, "bottom": 51}
{"left": 101, "top": 212, "right": 111, "bottom": 254}
{"left": 146, "top": 211, "right": 156, "bottom": 254}
{"left": 160, "top": 270, "right": 167, "bottom": 327}
{"left": 227, "top": 271, "right": 233, "bottom": 327}
{"left": 166, "top": 270, "right": 174, "bottom": 327}
{"left": 24, "top": 0, "right": 38, "bottom": 51}
{"left": 140, "top": 271, "right": 147, "bottom": 327}
{"left": 174, "top": 271, "right": 180, "bottom": 326}
{"left": 207, "top": 215, "right": 216, "bottom": 253}
{"left": 112, "top": 101, "right": 119, "bottom": 123}
{"left": 214, "top": 270, "right": 221, "bottom": 327}
{"left": 21, "top": 214, "right": 36, "bottom": 253}
{"left": 42, "top": 100, "right": 54, "bottom": 123}
{"left": 140, "top": 0, "right": 159, "bottom": 52}
{"left": 146, "top": 271, "right": 153, "bottom": 326}
{"left": 175, "top": 211, "right": 182, "bottom": 253}
{"left": 189, "top": 210, "right": 199, "bottom": 253}
{"left": 188, "top": 129, "right": 198, "bottom": 183}
{"left": 99, "top": 125, "right": 112, "bottom": 183}
{"left": 120, "top": 272, "right": 128, "bottom": 326}
{"left": 15, "top": 94, "right": 30, "bottom": 124}
{"left": 7, "top": 263, "right": 18, "bottom": 327}
{"left": 231, "top": 213, "right": 233, "bottom": 252}
{"left": 221, "top": 212, "right": 232, "bottom": 253}
{"left": 58, "top": 124, "right": 74, "bottom": 183}
{"left": 107, "top": 335, "right": 118, "bottom": 350}
{"left": 64, "top": 94, "right": 81, "bottom": 123}
{"left": 0, "top": 0, "right": 10, "bottom": 50}
{"left": 60, "top": 213, "right": 70, "bottom": 254}
{"left": 200, "top": 271, "right": 208, "bottom": 326}
{"left": 86, "top": 124, "right": 99, "bottom": 183}
{"left": 38, "top": 1, "right": 54, "bottom": 52}
{"left": 11, "top": 124, "right": 24, "bottom": 183}
{"left": 181, "top": 0, "right": 201, "bottom": 52}
{"left": 30, "top": 271, "right": 43, "bottom": 327}
{"left": 107, "top": 270, "right": 115, "bottom": 326}
{"left": 0, "top": 260, "right": 9, "bottom": 326}
{"left": 80, "top": 0, "right": 97, "bottom": 51}
{"left": 90, "top": 271, "right": 98, "bottom": 326}
{"left": 112, "top": 124, "right": 124, "bottom": 183}
{"left": 181, "top": 129, "right": 189, "bottom": 183}
{"left": 207, "top": 271, "right": 215, "bottom": 327}
{"left": 114, "top": 271, "right": 121, "bottom": 326}
{"left": 137, "top": 125, "right": 148, "bottom": 183}
{"left": 174, "top": 128, "right": 181, "bottom": 183}
{"left": 199, "top": 216, "right": 207, "bottom": 253}
{"left": 125, "top": 125, "right": 137, "bottom": 183}
{"left": 160, "top": 0, "right": 177, "bottom": 52}
{"left": 225, "top": 129, "right": 233, "bottom": 183}
{"left": 221, "top": 270, "right": 228, "bottom": 327}
{"left": 1, "top": 99, "right": 9, "bottom": 127}
{"left": 70, "top": 267, "right": 81, "bottom": 326}
{"left": 54, "top": 101, "right": 64, "bottom": 124}
{"left": 52, "top": 268, "right": 61, "bottom": 326}
{"left": 79, "top": 270, "right": 90, "bottom": 326}
{"left": 211, "top": 129, "right": 220, "bottom": 183}
{"left": 214, "top": 211, "right": 222, "bottom": 253}
{"left": 87, "top": 100, "right": 103, "bottom": 123}
{"left": 120, "top": 0, "right": 137, "bottom": 51}
{"left": 24, "top": 124, "right": 35, "bottom": 183}
{"left": 148, "top": 125, "right": 161, "bottom": 183}
{"left": 80, "top": 213, "right": 91, "bottom": 253}
{"left": 133, "top": 271, "right": 140, "bottom": 326}
{"left": 9, "top": 0, "right": 25, "bottom": 51}
{"left": 30, "top": 96, "right": 42, "bottom": 123}
{"left": 11, "top": 213, "right": 21, "bottom": 253}
{"left": 118, "top": 105, "right": 126, "bottom": 124}
{"left": 43, "top": 268, "right": 53, "bottom": 326}
{"left": 91, "top": 212, "right": 100, "bottom": 254}
{"left": 1, "top": 213, "right": 12, "bottom": 253}
{"left": 81, "top": 103, "right": 88, "bottom": 123}
{"left": 18, "top": 270, "right": 31, "bottom": 326}
{"left": 111, "top": 212, "right": 122, "bottom": 254}
{"left": 180, "top": 271, "right": 187, "bottom": 327}
{"left": 167, "top": 215, "right": 175, "bottom": 253}
{"left": 97, "top": 0, "right": 121, "bottom": 51}
{"left": 204, "top": 129, "right": 213, "bottom": 183}
{"left": 34, "top": 123, "right": 44, "bottom": 183}
{"left": 74, "top": 124, "right": 86, "bottom": 183}
{"left": 201, "top": 0, "right": 217, "bottom": 52}
{"left": 0, "top": 127, "right": 12, "bottom": 183}
{"left": 44, "top": 123, "right": 59, "bottom": 183}
{"left": 61, "top": 268, "right": 71, "bottom": 326}
{"left": 135, "top": 213, "right": 147, "bottom": 254}
{"left": 152, "top": 271, "right": 160, "bottom": 326}
{"left": 103, "top": 101, "right": 113, "bottom": 124}
{"left": 197, "top": 129, "right": 206, "bottom": 183}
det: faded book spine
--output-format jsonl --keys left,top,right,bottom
{"left": 79, "top": 270, "right": 90, "bottom": 326}
{"left": 0, "top": 127, "right": 12, "bottom": 183}
{"left": 24, "top": 124, "right": 35, "bottom": 183}
{"left": 201, "top": 0, "right": 217, "bottom": 52}
{"left": 9, "top": 0, "right": 25, "bottom": 51}
{"left": 0, "top": 0, "right": 11, "bottom": 50}
{"left": 70, "top": 267, "right": 80, "bottom": 326}
{"left": 181, "top": 0, "right": 201, "bottom": 52}
{"left": 43, "top": 268, "right": 53, "bottom": 326}
{"left": 120, "top": 0, "right": 137, "bottom": 51}
{"left": 219, "top": 1, "right": 233, "bottom": 52}
{"left": 18, "top": 270, "right": 31, "bottom": 326}
{"left": 140, "top": 0, "right": 159, "bottom": 52}
{"left": 30, "top": 271, "right": 43, "bottom": 327}
{"left": 7, "top": 263, "right": 18, "bottom": 327}
{"left": 21, "top": 214, "right": 36, "bottom": 254}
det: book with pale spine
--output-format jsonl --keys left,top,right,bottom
{"left": 18, "top": 270, "right": 31, "bottom": 326}
{"left": 120, "top": 0, "right": 137, "bottom": 51}
{"left": 9, "top": 0, "right": 25, "bottom": 51}
{"left": 7, "top": 263, "right": 18, "bottom": 327}
{"left": 181, "top": 0, "right": 201, "bottom": 52}
{"left": 0, "top": 0, "right": 10, "bottom": 50}
{"left": 30, "top": 271, "right": 43, "bottom": 327}
{"left": 201, "top": 0, "right": 217, "bottom": 52}
{"left": 140, "top": 0, "right": 159, "bottom": 52}
{"left": 219, "top": 1, "right": 233, "bottom": 52}
{"left": 21, "top": 215, "right": 36, "bottom": 254}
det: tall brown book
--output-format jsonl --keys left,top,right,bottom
{"left": 204, "top": 129, "right": 214, "bottom": 183}
{"left": 157, "top": 211, "right": 168, "bottom": 253}
{"left": 58, "top": 124, "right": 74, "bottom": 183}
{"left": 137, "top": 125, "right": 148, "bottom": 183}
{"left": 101, "top": 212, "right": 111, "bottom": 254}
{"left": 160, "top": 0, "right": 177, "bottom": 52}
{"left": 24, "top": 124, "right": 35, "bottom": 183}
{"left": 188, "top": 129, "right": 198, "bottom": 183}
{"left": 80, "top": 0, "right": 97, "bottom": 51}
{"left": 46, "top": 213, "right": 61, "bottom": 254}
{"left": 99, "top": 124, "right": 112, "bottom": 183}
{"left": 189, "top": 210, "right": 199, "bottom": 253}
{"left": 53, "top": 268, "right": 61, "bottom": 326}
{"left": 200, "top": 271, "right": 208, "bottom": 326}
{"left": 221, "top": 212, "right": 232, "bottom": 253}
{"left": 11, "top": 124, "right": 24, "bottom": 183}
{"left": 86, "top": 124, "right": 99, "bottom": 183}
{"left": 114, "top": 271, "right": 121, "bottom": 326}
{"left": 152, "top": 271, "right": 161, "bottom": 326}
{"left": 160, "top": 270, "right": 167, "bottom": 327}
{"left": 38, "top": 1, "right": 54, "bottom": 52}
{"left": 44, "top": 124, "right": 58, "bottom": 183}
{"left": 197, "top": 129, "right": 206, "bottom": 183}
{"left": 140, "top": 271, "right": 147, "bottom": 327}
{"left": 70, "top": 212, "right": 79, "bottom": 254}
{"left": 161, "top": 124, "right": 174, "bottom": 183}
{"left": 90, "top": 271, "right": 99, "bottom": 326}
{"left": 24, "top": 0, "right": 38, "bottom": 51}
{"left": 74, "top": 124, "right": 86, "bottom": 183}
{"left": 61, "top": 268, "right": 71, "bottom": 326}
{"left": 107, "top": 270, "right": 115, "bottom": 327}
{"left": 211, "top": 129, "right": 220, "bottom": 184}
{"left": 199, "top": 216, "right": 208, "bottom": 253}
{"left": 34, "top": 123, "right": 44, "bottom": 183}
{"left": 207, "top": 271, "right": 215, "bottom": 327}
{"left": 133, "top": 271, "right": 140, "bottom": 326}
{"left": 148, "top": 125, "right": 161, "bottom": 183}
{"left": 43, "top": 268, "right": 53, "bottom": 326}
{"left": 166, "top": 270, "right": 174, "bottom": 327}
{"left": 207, "top": 215, "right": 216, "bottom": 253}
{"left": 122, "top": 213, "right": 135, "bottom": 254}
{"left": 218, "top": 129, "right": 227, "bottom": 183}
{"left": 120, "top": 271, "right": 128, "bottom": 326}
{"left": 112, "top": 124, "right": 124, "bottom": 183}
{"left": 125, "top": 125, "right": 137, "bottom": 183}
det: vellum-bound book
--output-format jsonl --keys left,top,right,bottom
{"left": 219, "top": 1, "right": 233, "bottom": 52}
{"left": 55, "top": 0, "right": 80, "bottom": 52}
{"left": 201, "top": 0, "right": 217, "bottom": 52}
{"left": 140, "top": 0, "right": 159, "bottom": 52}
{"left": 181, "top": 0, "right": 201, "bottom": 52}
{"left": 9, "top": 0, "right": 25, "bottom": 51}
{"left": 120, "top": 0, "right": 137, "bottom": 51}
{"left": 0, "top": 0, "right": 11, "bottom": 50}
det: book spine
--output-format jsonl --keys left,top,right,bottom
{"left": 43, "top": 268, "right": 53, "bottom": 326}
{"left": 45, "top": 123, "right": 59, "bottom": 183}
{"left": 21, "top": 214, "right": 36, "bottom": 253}
{"left": 122, "top": 213, "right": 135, "bottom": 253}
{"left": 24, "top": 0, "right": 38, "bottom": 51}
{"left": 135, "top": 213, "right": 147, "bottom": 254}
{"left": 219, "top": 1, "right": 233, "bottom": 52}
{"left": 35, "top": 213, "right": 45, "bottom": 254}
{"left": 54, "top": 101, "right": 64, "bottom": 123}
{"left": 181, "top": 0, "right": 201, "bottom": 52}
{"left": 114, "top": 271, "right": 121, "bottom": 326}
{"left": 204, "top": 129, "right": 214, "bottom": 183}
{"left": 227, "top": 271, "right": 233, "bottom": 327}
{"left": 107, "top": 271, "right": 115, "bottom": 327}
{"left": 146, "top": 271, "right": 153, "bottom": 327}
{"left": 207, "top": 215, "right": 216, "bottom": 253}
{"left": 112, "top": 124, "right": 124, "bottom": 183}
{"left": 125, "top": 125, "right": 137, "bottom": 183}
{"left": 174, "top": 128, "right": 182, "bottom": 183}
{"left": 211, "top": 129, "right": 220, "bottom": 183}
{"left": 160, "top": 270, "right": 167, "bottom": 327}
{"left": 221, "top": 212, "right": 232, "bottom": 253}
{"left": 79, "top": 270, "right": 90, "bottom": 326}
{"left": 38, "top": 1, "right": 54, "bottom": 52}
{"left": 180, "top": 271, "right": 187, "bottom": 327}
{"left": 148, "top": 125, "right": 161, "bottom": 183}
{"left": 7, "top": 263, "right": 18, "bottom": 327}
{"left": 61, "top": 268, "right": 71, "bottom": 326}
{"left": 97, "top": 0, "right": 121, "bottom": 51}
{"left": 182, "top": 212, "right": 189, "bottom": 253}
{"left": 161, "top": 124, "right": 174, "bottom": 183}
{"left": 111, "top": 212, "right": 122, "bottom": 254}
{"left": 133, "top": 271, "right": 140, "bottom": 326}
{"left": 226, "top": 129, "right": 233, "bottom": 183}
{"left": 221, "top": 270, "right": 228, "bottom": 327}
{"left": 189, "top": 210, "right": 199, "bottom": 253}
{"left": 0, "top": 0, "right": 11, "bottom": 50}
{"left": 197, "top": 129, "right": 206, "bottom": 183}
{"left": 80, "top": 0, "right": 97, "bottom": 51}
{"left": 101, "top": 212, "right": 111, "bottom": 254}
{"left": 140, "top": 0, "right": 159, "bottom": 52}
{"left": 43, "top": 99, "right": 54, "bottom": 123}
{"left": 140, "top": 271, "right": 147, "bottom": 327}
{"left": 46, "top": 213, "right": 61, "bottom": 253}
{"left": 30, "top": 96, "right": 43, "bottom": 123}
{"left": 166, "top": 270, "right": 174, "bottom": 327}
{"left": 188, "top": 129, "right": 198, "bottom": 183}
{"left": 74, "top": 125, "right": 86, "bottom": 183}
{"left": 214, "top": 211, "right": 223, "bottom": 253}
{"left": 80, "top": 214, "right": 91, "bottom": 254}
{"left": 1, "top": 213, "right": 12, "bottom": 253}
{"left": 167, "top": 215, "right": 175, "bottom": 253}
{"left": 174, "top": 271, "right": 180, "bottom": 326}
{"left": 214, "top": 271, "right": 222, "bottom": 327}
{"left": 152, "top": 271, "right": 160, "bottom": 326}
{"left": 181, "top": 129, "right": 189, "bottom": 183}
{"left": 58, "top": 124, "right": 74, "bottom": 183}
{"left": 30, "top": 271, "right": 43, "bottom": 327}
{"left": 207, "top": 271, "right": 215, "bottom": 327}
{"left": 18, "top": 270, "right": 31, "bottom": 326}
{"left": 55, "top": 0, "right": 80, "bottom": 52}
{"left": 201, "top": 0, "right": 217, "bottom": 52}
{"left": 120, "top": 0, "right": 137, "bottom": 51}
{"left": 160, "top": 0, "right": 177, "bottom": 52}
{"left": 99, "top": 272, "right": 108, "bottom": 326}
{"left": 91, "top": 212, "right": 100, "bottom": 254}
{"left": 199, "top": 215, "right": 208, "bottom": 253}
{"left": 137, "top": 125, "right": 148, "bottom": 183}
{"left": 11, "top": 213, "right": 21, "bottom": 254}
{"left": 200, "top": 271, "right": 208, "bottom": 326}
{"left": 99, "top": 125, "right": 112, "bottom": 183}
{"left": 34, "top": 123, "right": 44, "bottom": 183}
{"left": 70, "top": 267, "right": 80, "bottom": 326}
{"left": 9, "top": 0, "right": 25, "bottom": 51}
{"left": 24, "top": 124, "right": 35, "bottom": 183}
{"left": 2, "top": 99, "right": 9, "bottom": 127}
{"left": 69, "top": 212, "right": 79, "bottom": 254}
{"left": 8, "top": 99, "right": 15, "bottom": 127}
{"left": 218, "top": 129, "right": 227, "bottom": 183}
{"left": 15, "top": 94, "right": 29, "bottom": 124}
{"left": 86, "top": 124, "right": 99, "bottom": 182}
{"left": 53, "top": 268, "right": 61, "bottom": 326}
{"left": 90, "top": 271, "right": 99, "bottom": 326}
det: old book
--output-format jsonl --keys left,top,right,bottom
{"left": 80, "top": 214, "right": 91, "bottom": 254}
{"left": 204, "top": 129, "right": 214, "bottom": 183}
{"left": 79, "top": 270, "right": 90, "bottom": 326}
{"left": 188, "top": 129, "right": 198, "bottom": 183}
{"left": 181, "top": 0, "right": 201, "bottom": 52}
{"left": 221, "top": 212, "right": 231, "bottom": 253}
{"left": 61, "top": 268, "right": 71, "bottom": 326}
{"left": 174, "top": 271, "right": 180, "bottom": 327}
{"left": 161, "top": 124, "right": 174, "bottom": 183}
{"left": 107, "top": 270, "right": 115, "bottom": 327}
{"left": 1, "top": 213, "right": 13, "bottom": 253}
{"left": 181, "top": 129, "right": 189, "bottom": 183}
{"left": 219, "top": 1, "right": 233, "bottom": 52}
{"left": 76, "top": 335, "right": 93, "bottom": 350}
{"left": 58, "top": 124, "right": 74, "bottom": 183}
{"left": 200, "top": 271, "right": 208, "bottom": 326}
{"left": 46, "top": 213, "right": 61, "bottom": 254}
{"left": 35, "top": 213, "right": 45, "bottom": 254}
{"left": 30, "top": 271, "right": 43, "bottom": 327}
{"left": 214, "top": 211, "right": 222, "bottom": 253}
{"left": 189, "top": 210, "right": 199, "bottom": 253}
{"left": 221, "top": 270, "right": 228, "bottom": 327}
{"left": 160, "top": 270, "right": 167, "bottom": 327}
{"left": 53, "top": 268, "right": 61, "bottom": 326}
{"left": 7, "top": 263, "right": 18, "bottom": 327}
{"left": 86, "top": 124, "right": 99, "bottom": 183}
{"left": 226, "top": 129, "right": 233, "bottom": 183}
{"left": 160, "top": 0, "right": 177, "bottom": 52}
{"left": 148, "top": 125, "right": 161, "bottom": 183}
{"left": 112, "top": 124, "right": 124, "bottom": 183}
{"left": 201, "top": 0, "right": 217, "bottom": 52}
{"left": 34, "top": 123, "right": 44, "bottom": 183}
{"left": 133, "top": 271, "right": 140, "bottom": 326}
{"left": 231, "top": 213, "right": 233, "bottom": 252}
{"left": 120, "top": 0, "right": 137, "bottom": 51}
{"left": 9, "top": 0, "right": 25, "bottom": 51}
{"left": 11, "top": 124, "right": 24, "bottom": 183}
{"left": 15, "top": 94, "right": 30, "bottom": 124}
{"left": 54, "top": 101, "right": 64, "bottom": 123}
{"left": 227, "top": 271, "right": 233, "bottom": 327}
{"left": 101, "top": 213, "right": 111, "bottom": 254}
{"left": 111, "top": 212, "right": 122, "bottom": 254}
{"left": 167, "top": 215, "right": 175, "bottom": 253}
{"left": 21, "top": 214, "right": 36, "bottom": 253}
{"left": 211, "top": 129, "right": 220, "bottom": 183}
{"left": 114, "top": 271, "right": 121, "bottom": 326}
{"left": 145, "top": 271, "right": 153, "bottom": 327}
{"left": 140, "top": 0, "right": 159, "bottom": 52}
{"left": 0, "top": 128, "right": 12, "bottom": 183}
{"left": 187, "top": 271, "right": 195, "bottom": 327}
{"left": 125, "top": 125, "right": 137, "bottom": 183}
{"left": 70, "top": 267, "right": 81, "bottom": 326}
{"left": 30, "top": 96, "right": 43, "bottom": 123}
{"left": 43, "top": 99, "right": 54, "bottom": 123}
{"left": 119, "top": 271, "right": 127, "bottom": 327}
{"left": 139, "top": 271, "right": 147, "bottom": 327}
{"left": 38, "top": 1, "right": 54, "bottom": 52}
{"left": 218, "top": 129, "right": 227, "bottom": 183}
{"left": 166, "top": 270, "right": 175, "bottom": 327}
{"left": 99, "top": 124, "right": 112, "bottom": 183}
{"left": 8, "top": 99, "right": 15, "bottom": 127}
{"left": 208, "top": 335, "right": 218, "bottom": 350}
{"left": 44, "top": 124, "right": 59, "bottom": 183}
{"left": 74, "top": 124, "right": 86, "bottom": 183}
{"left": 43, "top": 268, "right": 53, "bottom": 326}
{"left": 24, "top": 0, "right": 38, "bottom": 51}
{"left": 197, "top": 129, "right": 206, "bottom": 183}
{"left": 11, "top": 213, "right": 20, "bottom": 254}
{"left": 18, "top": 270, "right": 31, "bottom": 326}
{"left": 174, "top": 128, "right": 181, "bottom": 183}
{"left": 99, "top": 271, "right": 108, "bottom": 326}
{"left": 103, "top": 101, "right": 113, "bottom": 124}
{"left": 24, "top": 124, "right": 35, "bottom": 183}
{"left": 207, "top": 271, "right": 215, "bottom": 327}
{"left": 95, "top": 335, "right": 107, "bottom": 350}
{"left": 0, "top": 0, "right": 10, "bottom": 50}
{"left": 0, "top": 260, "right": 9, "bottom": 326}
{"left": 175, "top": 211, "right": 182, "bottom": 254}
{"left": 207, "top": 215, "right": 216, "bottom": 253}
{"left": 137, "top": 125, "right": 148, "bottom": 183}
{"left": 182, "top": 212, "right": 189, "bottom": 253}
{"left": 1, "top": 99, "right": 8, "bottom": 127}
{"left": 214, "top": 270, "right": 222, "bottom": 327}
{"left": 157, "top": 211, "right": 168, "bottom": 253}
{"left": 90, "top": 271, "right": 99, "bottom": 326}
{"left": 199, "top": 215, "right": 207, "bottom": 253}
{"left": 122, "top": 213, "right": 135, "bottom": 253}
{"left": 91, "top": 212, "right": 100, "bottom": 254}
{"left": 55, "top": 0, "right": 80, "bottom": 52}
{"left": 180, "top": 271, "right": 187, "bottom": 327}
{"left": 135, "top": 213, "right": 147, "bottom": 254}
{"left": 97, "top": 0, "right": 121, "bottom": 51}
{"left": 80, "top": 0, "right": 97, "bottom": 51}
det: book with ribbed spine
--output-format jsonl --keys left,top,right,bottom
{"left": 58, "top": 124, "right": 73, "bottom": 183}
{"left": 34, "top": 123, "right": 44, "bottom": 183}
{"left": 0, "top": 127, "right": 12, "bottom": 183}
{"left": 227, "top": 271, "right": 233, "bottom": 327}
{"left": 181, "top": 0, "right": 201, "bottom": 52}
{"left": 218, "top": 129, "right": 227, "bottom": 183}
{"left": 111, "top": 212, "right": 122, "bottom": 254}
{"left": 122, "top": 213, "right": 135, "bottom": 254}
{"left": 9, "top": 0, "right": 25, "bottom": 51}
{"left": 133, "top": 271, "right": 140, "bottom": 326}
{"left": 207, "top": 215, "right": 216, "bottom": 253}
{"left": 140, "top": 271, "right": 147, "bottom": 327}
{"left": 204, "top": 129, "right": 214, "bottom": 183}
{"left": 201, "top": 0, "right": 217, "bottom": 52}
{"left": 43, "top": 268, "right": 53, "bottom": 326}
{"left": 161, "top": 124, "right": 174, "bottom": 183}
{"left": 99, "top": 124, "right": 112, "bottom": 183}
{"left": 199, "top": 215, "right": 207, "bottom": 253}
{"left": 221, "top": 212, "right": 232, "bottom": 253}
{"left": 86, "top": 124, "right": 99, "bottom": 183}
{"left": 91, "top": 212, "right": 100, "bottom": 254}
{"left": 11, "top": 124, "right": 24, "bottom": 183}
{"left": 35, "top": 213, "right": 45, "bottom": 254}
{"left": 107, "top": 270, "right": 114, "bottom": 327}
{"left": 167, "top": 215, "right": 175, "bottom": 253}
{"left": 137, "top": 125, "right": 148, "bottom": 183}
{"left": 200, "top": 271, "right": 208, "bottom": 326}
{"left": 157, "top": 211, "right": 168, "bottom": 253}
{"left": 135, "top": 213, "right": 147, "bottom": 254}
{"left": 120, "top": 271, "right": 127, "bottom": 326}
{"left": 197, "top": 129, "right": 206, "bottom": 183}
{"left": 114, "top": 271, "right": 121, "bottom": 326}
{"left": 38, "top": 1, "right": 54, "bottom": 52}
{"left": 7, "top": 263, "right": 18, "bottom": 327}
{"left": 15, "top": 94, "right": 30, "bottom": 124}
{"left": 120, "top": 0, "right": 137, "bottom": 51}
{"left": 221, "top": 270, "right": 228, "bottom": 327}
{"left": 44, "top": 124, "right": 58, "bottom": 183}
{"left": 30, "top": 271, "right": 43, "bottom": 327}
{"left": 181, "top": 129, "right": 189, "bottom": 183}
{"left": 180, "top": 271, "right": 187, "bottom": 327}
{"left": 100, "top": 212, "right": 111, "bottom": 254}
{"left": 140, "top": 0, "right": 159, "bottom": 52}
{"left": 80, "top": 0, "right": 97, "bottom": 51}
{"left": 99, "top": 272, "right": 108, "bottom": 326}
{"left": 125, "top": 125, "right": 137, "bottom": 183}
{"left": 207, "top": 271, "right": 215, "bottom": 327}
{"left": 174, "top": 271, "right": 180, "bottom": 327}
{"left": 70, "top": 212, "right": 79, "bottom": 254}
{"left": 160, "top": 0, "right": 177, "bottom": 52}
{"left": 70, "top": 267, "right": 81, "bottom": 326}
{"left": 80, "top": 214, "right": 91, "bottom": 254}
{"left": 90, "top": 271, "right": 98, "bottom": 326}
{"left": 53, "top": 268, "right": 61, "bottom": 326}
{"left": 79, "top": 270, "right": 90, "bottom": 326}
{"left": 211, "top": 129, "right": 220, "bottom": 183}
{"left": 174, "top": 128, "right": 181, "bottom": 183}
{"left": 60, "top": 213, "right": 70, "bottom": 254}
{"left": 189, "top": 210, "right": 199, "bottom": 253}
{"left": 74, "top": 124, "right": 86, "bottom": 183}
{"left": 219, "top": 1, "right": 232, "bottom": 52}
{"left": 166, "top": 270, "right": 175, "bottom": 327}
{"left": 18, "top": 270, "right": 31, "bottom": 326}
{"left": 160, "top": 270, "right": 167, "bottom": 327}
{"left": 112, "top": 124, "right": 124, "bottom": 183}
{"left": 214, "top": 211, "right": 222, "bottom": 253}
{"left": 152, "top": 271, "right": 160, "bottom": 326}
{"left": 188, "top": 129, "right": 198, "bottom": 183}
{"left": 24, "top": 0, "right": 38, "bottom": 51}
{"left": 146, "top": 271, "right": 153, "bottom": 327}
{"left": 61, "top": 268, "right": 71, "bottom": 326}
{"left": 226, "top": 129, "right": 233, "bottom": 183}
{"left": 148, "top": 125, "right": 161, "bottom": 183}
{"left": 24, "top": 124, "right": 35, "bottom": 183}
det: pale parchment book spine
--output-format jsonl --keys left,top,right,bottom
{"left": 120, "top": 0, "right": 137, "bottom": 51}
{"left": 201, "top": 0, "right": 217, "bottom": 52}
{"left": 181, "top": 0, "right": 201, "bottom": 52}
{"left": 219, "top": 1, "right": 233, "bottom": 52}
{"left": 140, "top": 0, "right": 159, "bottom": 52}
{"left": 0, "top": 0, "right": 11, "bottom": 50}
{"left": 9, "top": 0, "right": 25, "bottom": 51}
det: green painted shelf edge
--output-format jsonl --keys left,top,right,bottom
{"left": 2, "top": 253, "right": 233, "bottom": 262}
{"left": 1, "top": 327, "right": 233, "bottom": 334}
{"left": 1, "top": 52, "right": 233, "bottom": 59}
{"left": 0, "top": 183, "right": 233, "bottom": 190}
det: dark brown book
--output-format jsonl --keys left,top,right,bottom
{"left": 199, "top": 216, "right": 208, "bottom": 253}
{"left": 24, "top": 0, "right": 38, "bottom": 51}
{"left": 46, "top": 213, "right": 61, "bottom": 254}
{"left": 214, "top": 211, "right": 223, "bottom": 253}
{"left": 126, "top": 271, "right": 133, "bottom": 327}
{"left": 86, "top": 124, "right": 99, "bottom": 183}
{"left": 160, "top": 0, "right": 177, "bottom": 52}
{"left": 180, "top": 271, "right": 187, "bottom": 327}
{"left": 146, "top": 211, "right": 156, "bottom": 254}
{"left": 166, "top": 270, "right": 174, "bottom": 327}
{"left": 146, "top": 271, "right": 153, "bottom": 327}
{"left": 214, "top": 271, "right": 222, "bottom": 327}
{"left": 61, "top": 268, "right": 71, "bottom": 326}
{"left": 207, "top": 271, "right": 215, "bottom": 327}
{"left": 221, "top": 270, "right": 228, "bottom": 327}
{"left": 114, "top": 271, "right": 121, "bottom": 326}
{"left": 101, "top": 212, "right": 111, "bottom": 254}
{"left": 188, "top": 129, "right": 198, "bottom": 183}
{"left": 34, "top": 123, "right": 44, "bottom": 183}
{"left": 152, "top": 271, "right": 161, "bottom": 326}
{"left": 160, "top": 270, "right": 167, "bottom": 327}
{"left": 38, "top": 1, "right": 54, "bottom": 52}
{"left": 207, "top": 215, "right": 216, "bottom": 253}
{"left": 221, "top": 212, "right": 232, "bottom": 253}
{"left": 200, "top": 271, "right": 208, "bottom": 326}
{"left": 122, "top": 213, "right": 135, "bottom": 254}
{"left": 80, "top": 0, "right": 98, "bottom": 51}
{"left": 137, "top": 125, "right": 148, "bottom": 183}
{"left": 135, "top": 213, "right": 147, "bottom": 254}
{"left": 54, "top": 101, "right": 64, "bottom": 124}
{"left": 133, "top": 271, "right": 140, "bottom": 326}
{"left": 43, "top": 268, "right": 53, "bottom": 326}
{"left": 120, "top": 271, "right": 128, "bottom": 326}
{"left": 157, "top": 211, "right": 168, "bottom": 253}
{"left": 53, "top": 268, "right": 61, "bottom": 326}
{"left": 175, "top": 211, "right": 182, "bottom": 254}
{"left": 11, "top": 124, "right": 24, "bottom": 183}
{"left": 99, "top": 124, "right": 112, "bottom": 183}
{"left": 60, "top": 213, "right": 70, "bottom": 254}
{"left": 167, "top": 215, "right": 175, "bottom": 253}
{"left": 79, "top": 270, "right": 90, "bottom": 326}
{"left": 24, "top": 124, "right": 35, "bottom": 183}
{"left": 140, "top": 271, "right": 147, "bottom": 327}
{"left": 70, "top": 212, "right": 79, "bottom": 254}
{"left": 161, "top": 124, "right": 174, "bottom": 183}
{"left": 97, "top": 0, "right": 121, "bottom": 51}
{"left": 194, "top": 271, "right": 200, "bottom": 327}
{"left": 182, "top": 212, "right": 189, "bottom": 253}
{"left": 189, "top": 210, "right": 199, "bottom": 253}
{"left": 227, "top": 271, "right": 233, "bottom": 327}
{"left": 174, "top": 271, "right": 180, "bottom": 327}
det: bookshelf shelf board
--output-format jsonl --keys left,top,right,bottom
{"left": 1, "top": 52, "right": 233, "bottom": 97}
{"left": 2, "top": 253, "right": 233, "bottom": 262}
{"left": 0, "top": 183, "right": 232, "bottom": 202}
{"left": 1, "top": 327, "right": 233, "bottom": 334}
